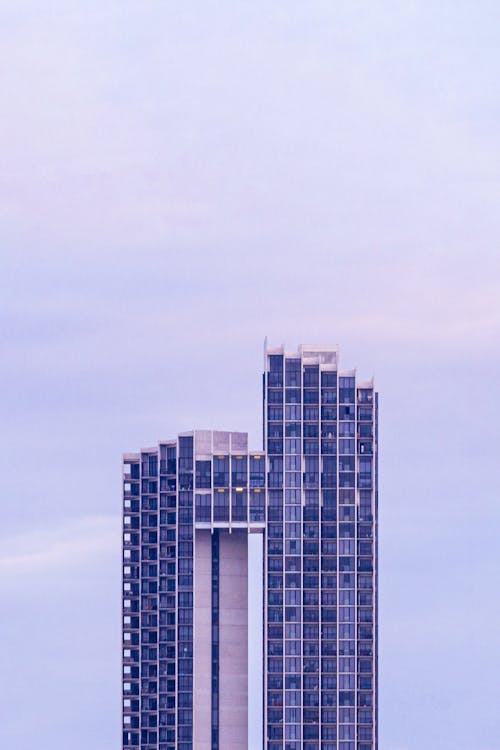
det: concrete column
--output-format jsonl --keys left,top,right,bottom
{"left": 219, "top": 530, "right": 248, "bottom": 749}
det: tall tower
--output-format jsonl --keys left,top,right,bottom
{"left": 263, "top": 345, "right": 377, "bottom": 750}
{"left": 121, "top": 344, "right": 378, "bottom": 750}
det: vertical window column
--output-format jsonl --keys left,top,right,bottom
{"left": 356, "top": 391, "right": 375, "bottom": 748}
{"left": 140, "top": 452, "right": 159, "bottom": 750}
{"left": 177, "top": 436, "right": 194, "bottom": 750}
{"left": 123, "top": 460, "right": 141, "bottom": 748}
{"left": 159, "top": 443, "right": 177, "bottom": 750}
{"left": 319, "top": 368, "right": 337, "bottom": 750}
{"left": 266, "top": 353, "right": 284, "bottom": 750}
{"left": 302, "top": 363, "right": 319, "bottom": 750}
{"left": 211, "top": 531, "right": 220, "bottom": 749}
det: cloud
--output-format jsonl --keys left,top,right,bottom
{"left": 0, "top": 515, "right": 119, "bottom": 581}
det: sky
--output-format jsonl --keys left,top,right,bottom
{"left": 1, "top": 1, "right": 500, "bottom": 748}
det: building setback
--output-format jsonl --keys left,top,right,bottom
{"left": 122, "top": 344, "right": 378, "bottom": 750}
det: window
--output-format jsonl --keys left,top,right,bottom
{"left": 268, "top": 506, "right": 283, "bottom": 521}
{"left": 285, "top": 690, "right": 301, "bottom": 707}
{"left": 213, "top": 490, "right": 229, "bottom": 521}
{"left": 304, "top": 389, "right": 319, "bottom": 404}
{"left": 304, "top": 423, "right": 319, "bottom": 438}
{"left": 358, "top": 692, "right": 373, "bottom": 707}
{"left": 358, "top": 422, "right": 373, "bottom": 437}
{"left": 303, "top": 439, "right": 319, "bottom": 455}
{"left": 358, "top": 440, "right": 373, "bottom": 454}
{"left": 338, "top": 691, "right": 355, "bottom": 707}
{"left": 268, "top": 422, "right": 283, "bottom": 437}
{"left": 195, "top": 494, "right": 211, "bottom": 522}
{"left": 285, "top": 438, "right": 300, "bottom": 454}
{"left": 339, "top": 421, "right": 355, "bottom": 437}
{"left": 268, "top": 571, "right": 283, "bottom": 589}
{"left": 286, "top": 539, "right": 301, "bottom": 554}
{"left": 285, "top": 506, "right": 301, "bottom": 521}
{"left": 286, "top": 471, "right": 301, "bottom": 487}
{"left": 268, "top": 406, "right": 283, "bottom": 421}
{"left": 321, "top": 423, "right": 336, "bottom": 439}
{"left": 303, "top": 406, "right": 319, "bottom": 421}
{"left": 269, "top": 353, "right": 284, "bottom": 372}
{"left": 303, "top": 540, "right": 318, "bottom": 555}
{"left": 339, "top": 405, "right": 355, "bottom": 420}
{"left": 268, "top": 388, "right": 284, "bottom": 404}
{"left": 250, "top": 489, "right": 265, "bottom": 521}
{"left": 358, "top": 624, "right": 373, "bottom": 640}
{"left": 285, "top": 657, "right": 301, "bottom": 672}
{"left": 285, "top": 640, "right": 300, "bottom": 655}
{"left": 321, "top": 389, "right": 337, "bottom": 404}
{"left": 358, "top": 558, "right": 373, "bottom": 572}
{"left": 231, "top": 489, "right": 247, "bottom": 521}
{"left": 195, "top": 460, "right": 211, "bottom": 488}
{"left": 285, "top": 359, "right": 301, "bottom": 387}
{"left": 285, "top": 455, "right": 301, "bottom": 470}
{"left": 358, "top": 674, "right": 373, "bottom": 690}
{"left": 321, "top": 406, "right": 336, "bottom": 420}
{"left": 249, "top": 456, "right": 265, "bottom": 487}
{"left": 285, "top": 557, "right": 301, "bottom": 572}
{"left": 303, "top": 366, "right": 319, "bottom": 387}
{"left": 358, "top": 406, "right": 373, "bottom": 421}
{"left": 357, "top": 708, "right": 372, "bottom": 724}
{"left": 231, "top": 456, "right": 247, "bottom": 487}
{"left": 322, "top": 439, "right": 336, "bottom": 454}
{"left": 338, "top": 724, "right": 354, "bottom": 739}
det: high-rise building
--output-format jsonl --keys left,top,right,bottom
{"left": 122, "top": 344, "right": 378, "bottom": 750}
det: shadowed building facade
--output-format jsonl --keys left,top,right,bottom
{"left": 122, "top": 345, "right": 378, "bottom": 750}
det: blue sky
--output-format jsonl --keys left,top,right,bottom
{"left": 1, "top": 2, "right": 500, "bottom": 748}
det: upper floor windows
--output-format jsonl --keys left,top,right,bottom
{"left": 195, "top": 494, "right": 211, "bottom": 522}
{"left": 231, "top": 456, "right": 247, "bottom": 487}
{"left": 268, "top": 356, "right": 283, "bottom": 387}
{"left": 195, "top": 461, "right": 211, "bottom": 489}
{"left": 358, "top": 423, "right": 373, "bottom": 438}
{"left": 124, "top": 462, "right": 140, "bottom": 480}
{"left": 250, "top": 456, "right": 265, "bottom": 487}
{"left": 141, "top": 454, "right": 158, "bottom": 478}
{"left": 303, "top": 366, "right": 319, "bottom": 388}
{"left": 321, "top": 371, "right": 337, "bottom": 388}
{"left": 285, "top": 358, "right": 301, "bottom": 387}
{"left": 358, "top": 389, "right": 373, "bottom": 404}
{"left": 178, "top": 436, "right": 193, "bottom": 458}
{"left": 213, "top": 456, "right": 229, "bottom": 487}
{"left": 268, "top": 373, "right": 283, "bottom": 388}
{"left": 358, "top": 406, "right": 373, "bottom": 421}
{"left": 321, "top": 389, "right": 337, "bottom": 404}
{"left": 304, "top": 389, "right": 319, "bottom": 404}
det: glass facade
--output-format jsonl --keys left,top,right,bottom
{"left": 123, "top": 431, "right": 265, "bottom": 750}
{"left": 264, "top": 346, "right": 377, "bottom": 750}
{"left": 122, "top": 345, "right": 378, "bottom": 750}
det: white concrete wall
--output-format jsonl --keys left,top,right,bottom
{"left": 219, "top": 530, "right": 248, "bottom": 750}
{"left": 248, "top": 533, "right": 264, "bottom": 750}
{"left": 193, "top": 530, "right": 212, "bottom": 750}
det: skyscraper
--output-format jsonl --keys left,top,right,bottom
{"left": 122, "top": 344, "right": 378, "bottom": 750}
